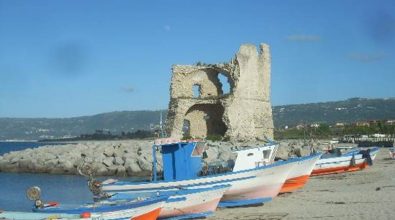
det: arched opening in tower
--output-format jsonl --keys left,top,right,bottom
{"left": 184, "top": 104, "right": 227, "bottom": 138}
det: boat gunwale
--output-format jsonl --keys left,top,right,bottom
{"left": 32, "top": 195, "right": 168, "bottom": 214}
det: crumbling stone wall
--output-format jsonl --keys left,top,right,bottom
{"left": 166, "top": 43, "right": 274, "bottom": 141}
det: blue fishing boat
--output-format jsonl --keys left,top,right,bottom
{"left": 105, "top": 184, "right": 230, "bottom": 219}
{"left": 101, "top": 138, "right": 299, "bottom": 208}
{"left": 1, "top": 186, "right": 167, "bottom": 220}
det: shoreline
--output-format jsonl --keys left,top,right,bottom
{"left": 1, "top": 140, "right": 393, "bottom": 218}
{"left": 208, "top": 149, "right": 395, "bottom": 219}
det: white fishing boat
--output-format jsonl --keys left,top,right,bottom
{"left": 389, "top": 147, "right": 395, "bottom": 159}
{"left": 102, "top": 139, "right": 296, "bottom": 207}
{"left": 311, "top": 147, "right": 379, "bottom": 176}
{"left": 231, "top": 142, "right": 278, "bottom": 172}
{"left": 0, "top": 186, "right": 166, "bottom": 220}
{"left": 231, "top": 143, "right": 322, "bottom": 193}
{"left": 279, "top": 154, "right": 321, "bottom": 193}
{"left": 108, "top": 184, "right": 230, "bottom": 219}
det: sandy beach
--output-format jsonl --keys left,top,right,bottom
{"left": 209, "top": 149, "right": 395, "bottom": 220}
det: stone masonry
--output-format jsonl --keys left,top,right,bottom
{"left": 166, "top": 43, "right": 274, "bottom": 141}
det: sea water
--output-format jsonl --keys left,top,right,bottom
{"left": 0, "top": 142, "right": 140, "bottom": 211}
{"left": 0, "top": 142, "right": 92, "bottom": 211}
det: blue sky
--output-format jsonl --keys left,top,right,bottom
{"left": 0, "top": 0, "right": 394, "bottom": 118}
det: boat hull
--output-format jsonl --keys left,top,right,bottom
{"left": 280, "top": 154, "right": 321, "bottom": 193}
{"left": 220, "top": 160, "right": 294, "bottom": 206}
{"left": 32, "top": 196, "right": 166, "bottom": 220}
{"left": 133, "top": 207, "right": 162, "bottom": 220}
{"left": 312, "top": 160, "right": 367, "bottom": 176}
{"left": 103, "top": 159, "right": 296, "bottom": 207}
{"left": 109, "top": 185, "right": 228, "bottom": 219}
{"left": 156, "top": 185, "right": 227, "bottom": 218}
{"left": 0, "top": 206, "right": 162, "bottom": 220}
{"left": 280, "top": 175, "right": 310, "bottom": 193}
{"left": 311, "top": 148, "right": 379, "bottom": 176}
{"left": 389, "top": 148, "right": 395, "bottom": 159}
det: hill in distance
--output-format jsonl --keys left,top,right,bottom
{"left": 273, "top": 97, "right": 395, "bottom": 128}
{"left": 0, "top": 111, "right": 165, "bottom": 140}
{"left": 1, "top": 98, "right": 395, "bottom": 140}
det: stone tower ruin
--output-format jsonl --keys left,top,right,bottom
{"left": 166, "top": 43, "right": 274, "bottom": 141}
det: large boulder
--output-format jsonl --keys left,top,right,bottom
{"left": 102, "top": 158, "right": 113, "bottom": 167}
{"left": 137, "top": 156, "right": 152, "bottom": 172}
{"left": 124, "top": 159, "right": 142, "bottom": 174}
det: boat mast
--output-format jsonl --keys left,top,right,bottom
{"left": 160, "top": 111, "right": 166, "bottom": 138}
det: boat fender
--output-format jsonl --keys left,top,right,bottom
{"left": 350, "top": 154, "right": 356, "bottom": 167}
{"left": 35, "top": 199, "right": 44, "bottom": 208}
{"left": 80, "top": 212, "right": 91, "bottom": 218}
{"left": 44, "top": 202, "right": 59, "bottom": 207}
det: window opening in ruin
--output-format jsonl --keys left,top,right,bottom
{"left": 217, "top": 73, "right": 231, "bottom": 95}
{"left": 182, "top": 119, "right": 191, "bottom": 138}
{"left": 192, "top": 84, "right": 201, "bottom": 98}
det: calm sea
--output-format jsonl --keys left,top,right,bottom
{"left": 0, "top": 141, "right": 45, "bottom": 155}
{"left": 0, "top": 142, "right": 141, "bottom": 211}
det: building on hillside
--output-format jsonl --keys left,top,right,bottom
{"left": 296, "top": 124, "right": 305, "bottom": 130}
{"left": 355, "top": 121, "right": 370, "bottom": 127}
{"left": 310, "top": 123, "right": 320, "bottom": 128}
{"left": 385, "top": 120, "right": 395, "bottom": 125}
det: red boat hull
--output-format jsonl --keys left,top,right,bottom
{"left": 311, "top": 161, "right": 368, "bottom": 176}
{"left": 280, "top": 175, "right": 310, "bottom": 193}
{"left": 132, "top": 207, "right": 161, "bottom": 220}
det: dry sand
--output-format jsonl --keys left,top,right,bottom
{"left": 209, "top": 149, "right": 395, "bottom": 220}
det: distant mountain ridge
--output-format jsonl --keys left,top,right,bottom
{"left": 1, "top": 98, "right": 395, "bottom": 140}
{"left": 0, "top": 111, "right": 164, "bottom": 140}
{"left": 273, "top": 97, "right": 395, "bottom": 128}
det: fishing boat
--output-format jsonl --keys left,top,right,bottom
{"left": 278, "top": 154, "right": 322, "bottom": 193}
{"left": 106, "top": 184, "right": 230, "bottom": 219}
{"left": 231, "top": 142, "right": 278, "bottom": 172}
{"left": 12, "top": 186, "right": 167, "bottom": 220}
{"left": 311, "top": 147, "right": 379, "bottom": 176}
{"left": 0, "top": 205, "right": 163, "bottom": 220}
{"left": 0, "top": 211, "right": 89, "bottom": 220}
{"left": 231, "top": 143, "right": 322, "bottom": 193}
{"left": 101, "top": 139, "right": 296, "bottom": 207}
{"left": 389, "top": 147, "right": 395, "bottom": 159}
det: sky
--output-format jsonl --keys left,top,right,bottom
{"left": 0, "top": 0, "right": 394, "bottom": 118}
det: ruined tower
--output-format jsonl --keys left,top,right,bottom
{"left": 166, "top": 43, "right": 274, "bottom": 141}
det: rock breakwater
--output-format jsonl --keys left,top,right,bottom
{"left": 0, "top": 139, "right": 342, "bottom": 176}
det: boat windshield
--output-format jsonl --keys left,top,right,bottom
{"left": 191, "top": 142, "right": 206, "bottom": 157}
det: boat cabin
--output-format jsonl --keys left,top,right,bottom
{"left": 232, "top": 144, "right": 278, "bottom": 171}
{"left": 151, "top": 139, "right": 279, "bottom": 181}
{"left": 152, "top": 139, "right": 206, "bottom": 181}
